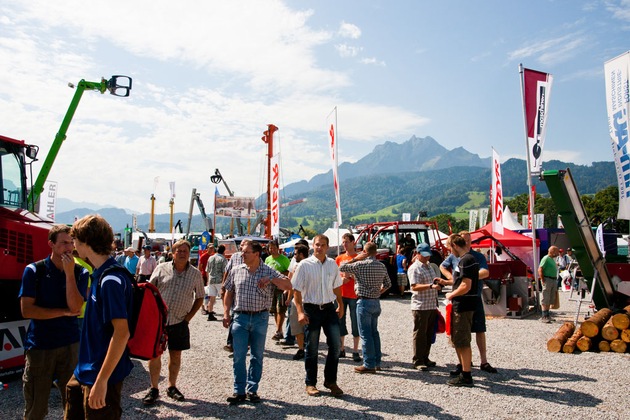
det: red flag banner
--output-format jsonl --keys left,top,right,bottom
{"left": 327, "top": 107, "right": 342, "bottom": 226}
{"left": 522, "top": 68, "right": 553, "bottom": 176}
{"left": 492, "top": 149, "right": 504, "bottom": 235}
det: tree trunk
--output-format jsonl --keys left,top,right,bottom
{"left": 562, "top": 329, "right": 583, "bottom": 353}
{"left": 621, "top": 329, "right": 630, "bottom": 343}
{"left": 598, "top": 340, "right": 611, "bottom": 352}
{"left": 547, "top": 322, "right": 575, "bottom": 352}
{"left": 581, "top": 308, "right": 612, "bottom": 338}
{"left": 610, "top": 339, "right": 627, "bottom": 353}
{"left": 576, "top": 336, "right": 592, "bottom": 352}
{"left": 601, "top": 317, "right": 620, "bottom": 341}
{"left": 611, "top": 306, "right": 630, "bottom": 330}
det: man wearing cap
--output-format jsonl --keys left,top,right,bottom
{"left": 409, "top": 243, "right": 441, "bottom": 371}
{"left": 136, "top": 245, "right": 157, "bottom": 283}
{"left": 123, "top": 247, "right": 139, "bottom": 276}
{"left": 339, "top": 242, "right": 391, "bottom": 374}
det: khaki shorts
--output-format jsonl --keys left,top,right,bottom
{"left": 541, "top": 277, "right": 558, "bottom": 306}
{"left": 397, "top": 273, "right": 408, "bottom": 288}
{"left": 450, "top": 311, "right": 474, "bottom": 348}
{"left": 289, "top": 301, "right": 304, "bottom": 335}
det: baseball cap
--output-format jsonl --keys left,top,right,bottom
{"left": 125, "top": 247, "right": 135, "bottom": 252}
{"left": 416, "top": 243, "right": 432, "bottom": 257}
{"left": 143, "top": 245, "right": 152, "bottom": 250}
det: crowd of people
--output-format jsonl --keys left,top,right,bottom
{"left": 19, "top": 218, "right": 505, "bottom": 418}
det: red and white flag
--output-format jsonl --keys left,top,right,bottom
{"left": 327, "top": 107, "right": 342, "bottom": 226}
{"left": 492, "top": 149, "right": 504, "bottom": 235}
{"left": 522, "top": 67, "right": 553, "bottom": 176}
{"left": 270, "top": 154, "right": 280, "bottom": 238}
{"left": 604, "top": 51, "right": 630, "bottom": 220}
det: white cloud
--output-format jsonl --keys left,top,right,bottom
{"left": 338, "top": 21, "right": 361, "bottom": 39}
{"left": 605, "top": 0, "right": 630, "bottom": 21}
{"left": 360, "top": 57, "right": 386, "bottom": 66}
{"left": 507, "top": 33, "right": 587, "bottom": 66}
{"left": 336, "top": 43, "right": 362, "bottom": 57}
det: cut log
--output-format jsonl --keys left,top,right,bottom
{"left": 610, "top": 339, "right": 627, "bottom": 353}
{"left": 576, "top": 336, "right": 592, "bottom": 352}
{"left": 598, "top": 340, "right": 611, "bottom": 352}
{"left": 547, "top": 322, "right": 575, "bottom": 352}
{"left": 611, "top": 313, "right": 630, "bottom": 331}
{"left": 601, "top": 317, "right": 620, "bottom": 341}
{"left": 621, "top": 329, "right": 630, "bottom": 343}
{"left": 581, "top": 308, "right": 612, "bottom": 338}
{"left": 562, "top": 329, "right": 583, "bottom": 353}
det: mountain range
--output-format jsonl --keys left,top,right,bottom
{"left": 54, "top": 136, "right": 617, "bottom": 233}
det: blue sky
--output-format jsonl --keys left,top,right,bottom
{"left": 0, "top": 0, "right": 629, "bottom": 215}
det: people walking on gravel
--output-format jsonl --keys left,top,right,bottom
{"left": 205, "top": 245, "right": 226, "bottom": 321}
{"left": 143, "top": 240, "right": 205, "bottom": 405}
{"left": 335, "top": 233, "right": 362, "bottom": 363}
{"left": 538, "top": 246, "right": 560, "bottom": 323}
{"left": 222, "top": 241, "right": 291, "bottom": 405}
{"left": 292, "top": 234, "right": 344, "bottom": 398}
{"left": 281, "top": 244, "right": 310, "bottom": 360}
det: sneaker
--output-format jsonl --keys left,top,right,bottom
{"left": 305, "top": 385, "right": 320, "bottom": 396}
{"left": 142, "top": 388, "right": 159, "bottom": 406}
{"left": 540, "top": 316, "right": 552, "bottom": 323}
{"left": 276, "top": 339, "right": 295, "bottom": 346}
{"left": 167, "top": 386, "right": 185, "bottom": 401}
{"left": 207, "top": 313, "right": 217, "bottom": 321}
{"left": 247, "top": 392, "right": 261, "bottom": 403}
{"left": 339, "top": 350, "right": 346, "bottom": 358}
{"left": 227, "top": 393, "right": 246, "bottom": 405}
{"left": 323, "top": 382, "right": 344, "bottom": 398}
{"left": 447, "top": 374, "right": 474, "bottom": 387}
{"left": 425, "top": 359, "right": 437, "bottom": 368}
{"left": 480, "top": 363, "right": 498, "bottom": 373}
{"left": 352, "top": 352, "right": 362, "bottom": 362}
{"left": 450, "top": 364, "right": 462, "bottom": 377}
{"left": 272, "top": 332, "right": 283, "bottom": 340}
{"left": 293, "top": 349, "right": 305, "bottom": 360}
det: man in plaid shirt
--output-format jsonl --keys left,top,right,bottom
{"left": 339, "top": 242, "right": 391, "bottom": 374}
{"left": 222, "top": 241, "right": 291, "bottom": 405}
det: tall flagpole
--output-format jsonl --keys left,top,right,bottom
{"left": 519, "top": 63, "right": 540, "bottom": 313}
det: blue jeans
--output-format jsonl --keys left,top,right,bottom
{"left": 231, "top": 311, "right": 269, "bottom": 394}
{"left": 339, "top": 297, "right": 359, "bottom": 338}
{"left": 283, "top": 304, "right": 295, "bottom": 344}
{"left": 303, "top": 303, "right": 341, "bottom": 386}
{"left": 357, "top": 298, "right": 382, "bottom": 369}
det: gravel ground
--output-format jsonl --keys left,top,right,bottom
{"left": 3, "top": 291, "right": 629, "bottom": 419}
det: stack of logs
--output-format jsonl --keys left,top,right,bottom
{"left": 547, "top": 305, "right": 630, "bottom": 353}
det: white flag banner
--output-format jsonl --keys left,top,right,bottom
{"left": 604, "top": 51, "right": 630, "bottom": 219}
{"left": 327, "top": 107, "right": 342, "bottom": 226}
{"left": 596, "top": 223, "right": 606, "bottom": 257}
{"left": 522, "top": 67, "right": 553, "bottom": 176}
{"left": 270, "top": 154, "right": 281, "bottom": 238}
{"left": 491, "top": 149, "right": 504, "bottom": 235}
{"left": 42, "top": 180, "right": 58, "bottom": 221}
{"left": 479, "top": 208, "right": 489, "bottom": 227}
{"left": 469, "top": 209, "right": 478, "bottom": 232}
{"left": 169, "top": 181, "right": 176, "bottom": 199}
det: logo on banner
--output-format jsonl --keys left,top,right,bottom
{"left": 43, "top": 181, "right": 58, "bottom": 221}
{"left": 523, "top": 67, "right": 553, "bottom": 176}
{"left": 270, "top": 155, "right": 280, "bottom": 237}
{"left": 491, "top": 149, "right": 504, "bottom": 235}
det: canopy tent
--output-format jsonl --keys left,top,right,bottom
{"left": 470, "top": 223, "right": 539, "bottom": 271}
{"left": 503, "top": 205, "right": 526, "bottom": 230}
{"left": 322, "top": 228, "right": 352, "bottom": 247}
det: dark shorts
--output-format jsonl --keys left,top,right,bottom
{"left": 471, "top": 297, "right": 486, "bottom": 333}
{"left": 166, "top": 321, "right": 190, "bottom": 351}
{"left": 269, "top": 289, "right": 288, "bottom": 315}
{"left": 65, "top": 374, "right": 123, "bottom": 420}
{"left": 451, "top": 311, "right": 474, "bottom": 348}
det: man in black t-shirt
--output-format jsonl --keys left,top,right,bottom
{"left": 444, "top": 234, "right": 478, "bottom": 387}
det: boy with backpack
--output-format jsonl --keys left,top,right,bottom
{"left": 66, "top": 215, "right": 134, "bottom": 419}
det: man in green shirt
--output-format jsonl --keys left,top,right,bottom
{"left": 265, "top": 241, "right": 291, "bottom": 340}
{"left": 538, "top": 246, "right": 559, "bottom": 323}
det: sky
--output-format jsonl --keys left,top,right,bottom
{"left": 1, "top": 0, "right": 629, "bottom": 216}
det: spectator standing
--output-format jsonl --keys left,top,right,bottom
{"left": 335, "top": 233, "right": 362, "bottom": 362}
{"left": 123, "top": 247, "right": 139, "bottom": 276}
{"left": 66, "top": 215, "right": 134, "bottom": 418}
{"left": 206, "top": 245, "right": 227, "bottom": 321}
{"left": 538, "top": 246, "right": 560, "bottom": 323}
{"left": 136, "top": 245, "right": 157, "bottom": 282}
{"left": 143, "top": 240, "right": 204, "bottom": 405}
{"left": 265, "top": 241, "right": 291, "bottom": 341}
{"left": 19, "top": 224, "right": 89, "bottom": 420}
{"left": 396, "top": 245, "right": 408, "bottom": 297}
{"left": 222, "top": 241, "right": 291, "bottom": 404}
{"left": 339, "top": 242, "right": 391, "bottom": 374}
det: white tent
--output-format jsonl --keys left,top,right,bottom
{"left": 503, "top": 205, "right": 526, "bottom": 230}
{"left": 322, "top": 228, "right": 352, "bottom": 247}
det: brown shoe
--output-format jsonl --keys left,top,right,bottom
{"left": 354, "top": 366, "right": 377, "bottom": 374}
{"left": 323, "top": 382, "right": 344, "bottom": 398}
{"left": 305, "top": 385, "right": 320, "bottom": 396}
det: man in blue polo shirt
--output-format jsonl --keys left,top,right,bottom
{"left": 65, "top": 215, "right": 134, "bottom": 419}
{"left": 19, "top": 224, "right": 89, "bottom": 420}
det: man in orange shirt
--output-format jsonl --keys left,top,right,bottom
{"left": 335, "top": 233, "right": 362, "bottom": 363}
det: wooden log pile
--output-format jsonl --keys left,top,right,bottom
{"left": 547, "top": 305, "right": 630, "bottom": 354}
